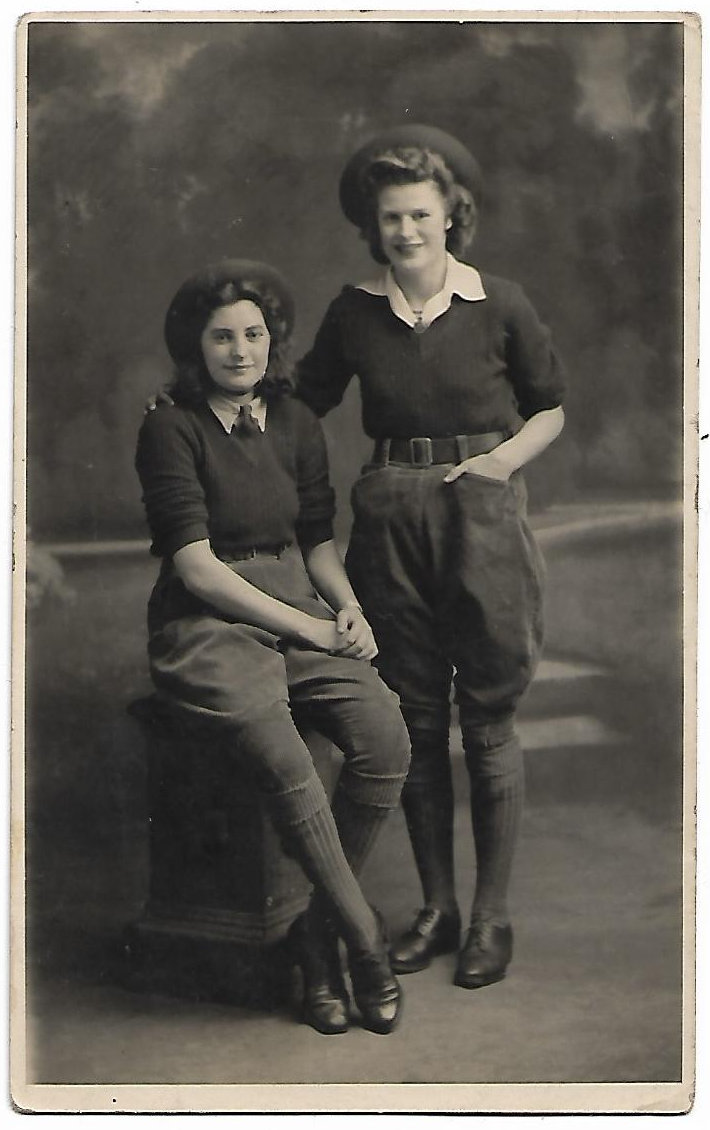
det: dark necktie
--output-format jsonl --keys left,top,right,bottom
{"left": 234, "top": 404, "right": 260, "bottom": 436}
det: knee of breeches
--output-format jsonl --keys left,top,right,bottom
{"left": 461, "top": 716, "right": 523, "bottom": 779}
{"left": 233, "top": 706, "right": 318, "bottom": 795}
{"left": 341, "top": 685, "right": 412, "bottom": 777}
{"left": 402, "top": 727, "right": 451, "bottom": 790}
{"left": 399, "top": 699, "right": 452, "bottom": 736}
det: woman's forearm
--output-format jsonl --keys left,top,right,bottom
{"left": 494, "top": 405, "right": 565, "bottom": 473}
{"left": 303, "top": 539, "right": 361, "bottom": 612}
{"left": 173, "top": 540, "right": 323, "bottom": 645}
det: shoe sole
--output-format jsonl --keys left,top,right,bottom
{"left": 453, "top": 969, "right": 507, "bottom": 990}
{"left": 300, "top": 1000, "right": 351, "bottom": 1034}
{"left": 390, "top": 961, "right": 428, "bottom": 975}
{"left": 358, "top": 1002, "right": 403, "bottom": 1035}
{"left": 301, "top": 1012, "right": 350, "bottom": 1034}
{"left": 390, "top": 941, "right": 460, "bottom": 975}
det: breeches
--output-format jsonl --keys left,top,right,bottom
{"left": 146, "top": 546, "right": 411, "bottom": 795}
{"left": 345, "top": 464, "right": 545, "bottom": 735}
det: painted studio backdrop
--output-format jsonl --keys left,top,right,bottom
{"left": 27, "top": 19, "right": 683, "bottom": 544}
{"left": 20, "top": 17, "right": 688, "bottom": 1097}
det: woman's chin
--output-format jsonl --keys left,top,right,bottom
{"left": 214, "top": 380, "right": 260, "bottom": 399}
{"left": 390, "top": 249, "right": 438, "bottom": 274}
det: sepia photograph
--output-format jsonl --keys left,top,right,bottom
{"left": 11, "top": 6, "right": 699, "bottom": 1115}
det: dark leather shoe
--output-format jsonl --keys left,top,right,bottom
{"left": 390, "top": 907, "right": 461, "bottom": 974}
{"left": 454, "top": 919, "right": 513, "bottom": 989}
{"left": 348, "top": 910, "right": 402, "bottom": 1035}
{"left": 288, "top": 913, "right": 350, "bottom": 1034}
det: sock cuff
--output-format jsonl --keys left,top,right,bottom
{"left": 463, "top": 721, "right": 522, "bottom": 778}
{"left": 335, "top": 765, "right": 407, "bottom": 810}
{"left": 268, "top": 772, "right": 330, "bottom": 826}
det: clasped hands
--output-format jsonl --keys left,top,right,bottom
{"left": 309, "top": 605, "right": 378, "bottom": 661}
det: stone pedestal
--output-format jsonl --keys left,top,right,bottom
{"left": 123, "top": 696, "right": 336, "bottom": 1008}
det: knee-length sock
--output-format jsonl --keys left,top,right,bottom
{"left": 463, "top": 727, "right": 524, "bottom": 925}
{"left": 307, "top": 763, "right": 408, "bottom": 937}
{"left": 236, "top": 710, "right": 381, "bottom": 951}
{"left": 330, "top": 763, "right": 409, "bottom": 877}
{"left": 399, "top": 728, "right": 458, "bottom": 914}
{"left": 267, "top": 769, "right": 379, "bottom": 952}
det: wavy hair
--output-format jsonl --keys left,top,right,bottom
{"left": 357, "top": 147, "right": 477, "bottom": 264}
{"left": 166, "top": 277, "right": 294, "bottom": 408}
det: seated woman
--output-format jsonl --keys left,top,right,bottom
{"left": 135, "top": 259, "right": 410, "bottom": 1036}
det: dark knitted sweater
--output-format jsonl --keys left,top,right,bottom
{"left": 135, "top": 396, "right": 335, "bottom": 560}
{"left": 296, "top": 272, "right": 565, "bottom": 437}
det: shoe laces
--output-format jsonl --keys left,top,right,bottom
{"left": 414, "top": 907, "right": 443, "bottom": 934}
{"left": 414, "top": 906, "right": 460, "bottom": 934}
{"left": 467, "top": 916, "right": 501, "bottom": 946}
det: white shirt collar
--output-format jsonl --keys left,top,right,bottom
{"left": 355, "top": 253, "right": 486, "bottom": 329}
{"left": 208, "top": 392, "right": 267, "bottom": 434}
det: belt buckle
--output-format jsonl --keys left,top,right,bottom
{"left": 409, "top": 436, "right": 433, "bottom": 466}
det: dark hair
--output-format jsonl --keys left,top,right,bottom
{"left": 166, "top": 275, "right": 294, "bottom": 408}
{"left": 357, "top": 147, "right": 477, "bottom": 264}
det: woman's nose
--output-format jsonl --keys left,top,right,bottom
{"left": 399, "top": 216, "right": 416, "bottom": 238}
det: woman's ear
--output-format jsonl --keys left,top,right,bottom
{"left": 445, "top": 217, "right": 453, "bottom": 231}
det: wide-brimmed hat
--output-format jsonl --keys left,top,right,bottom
{"left": 164, "top": 258, "right": 295, "bottom": 365}
{"left": 339, "top": 124, "right": 483, "bottom": 227}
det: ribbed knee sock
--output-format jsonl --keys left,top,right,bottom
{"left": 267, "top": 770, "right": 378, "bottom": 950}
{"left": 330, "top": 764, "right": 408, "bottom": 878}
{"left": 463, "top": 730, "right": 524, "bottom": 925}
{"left": 400, "top": 729, "right": 458, "bottom": 914}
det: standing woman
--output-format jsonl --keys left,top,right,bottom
{"left": 296, "top": 125, "right": 566, "bottom": 990}
{"left": 136, "top": 260, "right": 410, "bottom": 1034}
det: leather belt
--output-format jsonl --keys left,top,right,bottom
{"left": 372, "top": 432, "right": 506, "bottom": 467}
{"left": 215, "top": 542, "right": 292, "bottom": 563}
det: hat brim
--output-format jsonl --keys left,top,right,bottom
{"left": 164, "top": 258, "right": 295, "bottom": 365}
{"left": 339, "top": 124, "right": 482, "bottom": 228}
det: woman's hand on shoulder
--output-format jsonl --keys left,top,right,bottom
{"left": 443, "top": 450, "right": 513, "bottom": 484}
{"left": 145, "top": 389, "right": 176, "bottom": 415}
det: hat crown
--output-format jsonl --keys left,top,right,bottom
{"left": 339, "top": 124, "right": 482, "bottom": 227}
{"left": 164, "top": 258, "right": 294, "bottom": 365}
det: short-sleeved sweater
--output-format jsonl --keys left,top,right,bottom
{"left": 135, "top": 395, "right": 335, "bottom": 560}
{"left": 296, "top": 271, "right": 566, "bottom": 437}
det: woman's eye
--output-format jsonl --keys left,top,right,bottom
{"left": 246, "top": 330, "right": 264, "bottom": 341}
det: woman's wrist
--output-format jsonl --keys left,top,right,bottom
{"left": 340, "top": 599, "right": 363, "bottom": 613}
{"left": 290, "top": 610, "right": 323, "bottom": 646}
{"left": 488, "top": 444, "right": 519, "bottom": 475}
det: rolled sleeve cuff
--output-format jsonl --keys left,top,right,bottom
{"left": 151, "top": 522, "right": 210, "bottom": 559}
{"left": 295, "top": 517, "right": 335, "bottom": 554}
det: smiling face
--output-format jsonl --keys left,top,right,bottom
{"left": 200, "top": 300, "right": 271, "bottom": 399}
{"left": 376, "top": 180, "right": 452, "bottom": 277}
